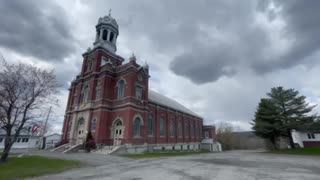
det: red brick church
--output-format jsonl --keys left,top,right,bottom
{"left": 61, "top": 12, "right": 216, "bottom": 153}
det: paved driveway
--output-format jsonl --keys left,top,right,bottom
{"left": 29, "top": 150, "right": 320, "bottom": 180}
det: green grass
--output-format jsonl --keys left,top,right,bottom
{"left": 269, "top": 147, "right": 320, "bottom": 156}
{"left": 121, "top": 150, "right": 209, "bottom": 158}
{"left": 0, "top": 156, "right": 81, "bottom": 180}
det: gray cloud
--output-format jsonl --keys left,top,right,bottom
{"left": 2, "top": 0, "right": 320, "bottom": 132}
{"left": 0, "top": 0, "right": 75, "bottom": 61}
{"left": 95, "top": 0, "right": 320, "bottom": 84}
{"left": 103, "top": 0, "right": 271, "bottom": 83}
{"left": 251, "top": 0, "right": 320, "bottom": 74}
{"left": 170, "top": 43, "right": 236, "bottom": 84}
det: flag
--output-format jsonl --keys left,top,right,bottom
{"left": 32, "top": 124, "right": 41, "bottom": 135}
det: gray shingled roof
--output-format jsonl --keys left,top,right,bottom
{"left": 148, "top": 90, "right": 201, "bottom": 118}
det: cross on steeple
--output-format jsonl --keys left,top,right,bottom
{"left": 109, "top": 9, "right": 112, "bottom": 16}
{"left": 129, "top": 53, "right": 136, "bottom": 62}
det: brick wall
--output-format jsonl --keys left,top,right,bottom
{"left": 61, "top": 47, "right": 207, "bottom": 146}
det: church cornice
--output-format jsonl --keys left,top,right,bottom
{"left": 71, "top": 63, "right": 149, "bottom": 85}
{"left": 66, "top": 102, "right": 149, "bottom": 114}
{"left": 82, "top": 46, "right": 124, "bottom": 62}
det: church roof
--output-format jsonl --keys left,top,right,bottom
{"left": 148, "top": 90, "right": 201, "bottom": 118}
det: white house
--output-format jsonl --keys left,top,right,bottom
{"left": 292, "top": 129, "right": 320, "bottom": 148}
{"left": 200, "top": 126, "right": 222, "bottom": 152}
{"left": 45, "top": 133, "right": 61, "bottom": 149}
{"left": 0, "top": 127, "right": 40, "bottom": 149}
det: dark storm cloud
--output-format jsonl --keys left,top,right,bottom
{"left": 169, "top": 0, "right": 320, "bottom": 84}
{"left": 0, "top": 0, "right": 75, "bottom": 61}
{"left": 251, "top": 0, "right": 320, "bottom": 74}
{"left": 93, "top": 0, "right": 269, "bottom": 84}
{"left": 272, "top": 1, "right": 320, "bottom": 67}
{"left": 93, "top": 0, "right": 320, "bottom": 84}
{"left": 170, "top": 43, "right": 236, "bottom": 84}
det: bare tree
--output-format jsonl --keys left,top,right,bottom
{"left": 0, "top": 58, "right": 59, "bottom": 163}
{"left": 216, "top": 122, "right": 235, "bottom": 150}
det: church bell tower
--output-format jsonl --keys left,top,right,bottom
{"left": 93, "top": 10, "right": 119, "bottom": 53}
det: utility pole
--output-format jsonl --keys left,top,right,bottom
{"left": 41, "top": 106, "right": 52, "bottom": 149}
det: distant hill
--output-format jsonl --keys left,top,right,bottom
{"left": 229, "top": 131, "right": 266, "bottom": 150}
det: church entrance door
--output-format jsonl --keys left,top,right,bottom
{"left": 76, "top": 118, "right": 86, "bottom": 145}
{"left": 113, "top": 120, "right": 124, "bottom": 146}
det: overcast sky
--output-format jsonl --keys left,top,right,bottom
{"left": 1, "top": 0, "right": 320, "bottom": 132}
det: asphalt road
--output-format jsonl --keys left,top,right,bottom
{"left": 29, "top": 150, "right": 320, "bottom": 180}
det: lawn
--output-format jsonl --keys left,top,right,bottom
{"left": 121, "top": 150, "right": 209, "bottom": 158}
{"left": 0, "top": 156, "right": 81, "bottom": 180}
{"left": 270, "top": 147, "right": 320, "bottom": 156}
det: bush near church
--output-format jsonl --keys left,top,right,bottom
{"left": 84, "top": 132, "right": 97, "bottom": 152}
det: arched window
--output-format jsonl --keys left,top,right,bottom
{"left": 109, "top": 32, "right": 114, "bottom": 42}
{"left": 68, "top": 120, "right": 72, "bottom": 128}
{"left": 91, "top": 119, "right": 97, "bottom": 131}
{"left": 82, "top": 84, "right": 89, "bottom": 103}
{"left": 170, "top": 118, "right": 175, "bottom": 137}
{"left": 185, "top": 120, "right": 189, "bottom": 137}
{"left": 117, "top": 79, "right": 125, "bottom": 99}
{"left": 87, "top": 60, "right": 93, "bottom": 71}
{"left": 160, "top": 116, "right": 165, "bottom": 136}
{"left": 102, "top": 30, "right": 108, "bottom": 40}
{"left": 135, "top": 86, "right": 143, "bottom": 100}
{"left": 193, "top": 122, "right": 197, "bottom": 137}
{"left": 195, "top": 122, "right": 198, "bottom": 137}
{"left": 178, "top": 119, "right": 182, "bottom": 137}
{"left": 190, "top": 120, "right": 194, "bottom": 137}
{"left": 197, "top": 122, "right": 200, "bottom": 137}
{"left": 72, "top": 88, "right": 78, "bottom": 105}
{"left": 78, "top": 118, "right": 84, "bottom": 127}
{"left": 96, "top": 30, "right": 100, "bottom": 41}
{"left": 148, "top": 113, "right": 154, "bottom": 136}
{"left": 133, "top": 117, "right": 141, "bottom": 136}
{"left": 95, "top": 80, "right": 102, "bottom": 100}
{"left": 115, "top": 119, "right": 122, "bottom": 126}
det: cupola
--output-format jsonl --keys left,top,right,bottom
{"left": 93, "top": 10, "right": 119, "bottom": 53}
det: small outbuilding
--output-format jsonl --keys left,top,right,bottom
{"left": 44, "top": 133, "right": 61, "bottom": 149}
{"left": 292, "top": 129, "right": 320, "bottom": 148}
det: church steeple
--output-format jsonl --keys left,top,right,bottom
{"left": 93, "top": 10, "right": 119, "bottom": 53}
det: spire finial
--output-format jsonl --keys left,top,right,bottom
{"left": 129, "top": 53, "right": 136, "bottom": 62}
{"left": 144, "top": 60, "right": 149, "bottom": 68}
{"left": 109, "top": 9, "right": 112, "bottom": 16}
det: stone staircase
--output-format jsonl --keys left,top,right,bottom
{"left": 51, "top": 143, "right": 70, "bottom": 153}
{"left": 51, "top": 143, "right": 83, "bottom": 153}
{"left": 62, "top": 144, "right": 82, "bottom": 153}
{"left": 94, "top": 145, "right": 122, "bottom": 155}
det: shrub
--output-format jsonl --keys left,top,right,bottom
{"left": 85, "top": 132, "right": 97, "bottom": 152}
{"left": 85, "top": 140, "right": 97, "bottom": 152}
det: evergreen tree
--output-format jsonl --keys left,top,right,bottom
{"left": 86, "top": 131, "right": 94, "bottom": 142}
{"left": 267, "top": 87, "right": 316, "bottom": 148}
{"left": 85, "top": 131, "right": 96, "bottom": 152}
{"left": 252, "top": 86, "right": 316, "bottom": 149}
{"left": 251, "top": 98, "right": 283, "bottom": 150}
